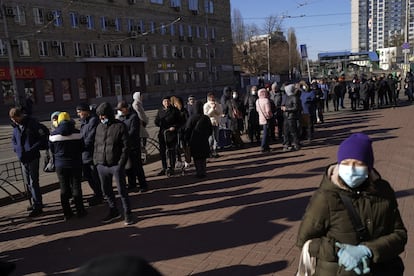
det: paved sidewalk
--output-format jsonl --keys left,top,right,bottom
{"left": 1, "top": 103, "right": 413, "bottom": 276}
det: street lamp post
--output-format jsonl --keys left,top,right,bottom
{"left": 267, "top": 34, "right": 271, "bottom": 82}
{"left": 1, "top": 1, "right": 20, "bottom": 107}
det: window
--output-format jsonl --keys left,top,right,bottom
{"left": 33, "top": 8, "right": 44, "bottom": 25}
{"left": 74, "top": 42, "right": 81, "bottom": 57}
{"left": 114, "top": 44, "right": 122, "bottom": 56}
{"left": 164, "top": 73, "right": 169, "bottom": 85}
{"left": 94, "top": 77, "right": 102, "bottom": 98}
{"left": 189, "top": 47, "right": 194, "bottom": 58}
{"left": 211, "top": 27, "right": 216, "bottom": 40}
{"left": 129, "top": 44, "right": 136, "bottom": 56}
{"left": 70, "top": 12, "right": 79, "bottom": 28}
{"left": 170, "top": 23, "right": 176, "bottom": 35}
{"left": 61, "top": 79, "right": 72, "bottom": 101}
{"left": 179, "top": 24, "right": 184, "bottom": 36}
{"left": 173, "top": 72, "right": 179, "bottom": 83}
{"left": 188, "top": 25, "right": 193, "bottom": 37}
{"left": 150, "top": 0, "right": 163, "bottom": 3}
{"left": 18, "top": 40, "right": 30, "bottom": 57}
{"left": 128, "top": 19, "right": 135, "bottom": 31}
{"left": 171, "top": 0, "right": 181, "bottom": 7}
{"left": 197, "top": 47, "right": 202, "bottom": 58}
{"left": 132, "top": 74, "right": 141, "bottom": 87}
{"left": 204, "top": 0, "right": 213, "bottom": 13}
{"left": 171, "top": 45, "right": 177, "bottom": 58}
{"left": 44, "top": 79, "right": 55, "bottom": 103}
{"left": 189, "top": 0, "right": 199, "bottom": 11}
{"left": 141, "top": 45, "right": 146, "bottom": 57}
{"left": 53, "top": 10, "right": 63, "bottom": 27}
{"left": 101, "top": 16, "right": 107, "bottom": 31}
{"left": 196, "top": 25, "right": 201, "bottom": 38}
{"left": 86, "top": 15, "right": 94, "bottom": 29}
{"left": 53, "top": 41, "right": 65, "bottom": 56}
{"left": 0, "top": 40, "right": 7, "bottom": 56}
{"left": 104, "top": 44, "right": 111, "bottom": 56}
{"left": 77, "top": 78, "right": 87, "bottom": 100}
{"left": 14, "top": 6, "right": 26, "bottom": 25}
{"left": 38, "top": 41, "right": 49, "bottom": 56}
{"left": 162, "top": 44, "right": 168, "bottom": 58}
{"left": 152, "top": 45, "right": 157, "bottom": 58}
{"left": 88, "top": 43, "right": 97, "bottom": 56}
{"left": 115, "top": 18, "right": 121, "bottom": 32}
{"left": 150, "top": 21, "right": 156, "bottom": 34}
{"left": 161, "top": 23, "right": 166, "bottom": 35}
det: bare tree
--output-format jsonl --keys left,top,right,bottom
{"left": 262, "top": 15, "right": 284, "bottom": 35}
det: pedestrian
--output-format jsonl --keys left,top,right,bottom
{"left": 244, "top": 86, "right": 260, "bottom": 143}
{"left": 9, "top": 107, "right": 46, "bottom": 216}
{"left": 281, "top": 83, "right": 301, "bottom": 151}
{"left": 185, "top": 101, "right": 212, "bottom": 178}
{"left": 49, "top": 112, "right": 87, "bottom": 220}
{"left": 296, "top": 133, "right": 407, "bottom": 276}
{"left": 131, "top": 92, "right": 150, "bottom": 161}
{"left": 255, "top": 88, "right": 273, "bottom": 152}
{"left": 94, "top": 102, "right": 134, "bottom": 225}
{"left": 154, "top": 96, "right": 181, "bottom": 176}
{"left": 117, "top": 100, "right": 148, "bottom": 192}
{"left": 76, "top": 103, "right": 103, "bottom": 206}
{"left": 186, "top": 95, "right": 197, "bottom": 118}
{"left": 203, "top": 92, "right": 223, "bottom": 158}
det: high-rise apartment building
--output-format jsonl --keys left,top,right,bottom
{"left": 0, "top": 0, "right": 233, "bottom": 113}
{"left": 351, "top": 0, "right": 413, "bottom": 52}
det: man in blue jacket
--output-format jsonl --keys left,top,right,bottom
{"left": 9, "top": 107, "right": 45, "bottom": 217}
{"left": 76, "top": 103, "right": 103, "bottom": 206}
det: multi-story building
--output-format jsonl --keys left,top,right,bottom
{"left": 351, "top": 0, "right": 413, "bottom": 53}
{"left": 0, "top": 0, "right": 233, "bottom": 114}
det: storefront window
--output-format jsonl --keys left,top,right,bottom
{"left": 44, "top": 79, "right": 55, "bottom": 102}
{"left": 78, "top": 78, "right": 87, "bottom": 99}
{"left": 24, "top": 80, "right": 36, "bottom": 103}
{"left": 1, "top": 81, "right": 15, "bottom": 105}
{"left": 94, "top": 77, "right": 102, "bottom": 98}
{"left": 61, "top": 79, "right": 72, "bottom": 101}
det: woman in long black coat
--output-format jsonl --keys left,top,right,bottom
{"left": 185, "top": 101, "right": 212, "bottom": 178}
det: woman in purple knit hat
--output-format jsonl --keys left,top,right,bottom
{"left": 296, "top": 133, "right": 407, "bottom": 276}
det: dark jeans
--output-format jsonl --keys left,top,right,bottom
{"left": 126, "top": 149, "right": 147, "bottom": 189}
{"left": 260, "top": 123, "right": 270, "bottom": 150}
{"left": 82, "top": 162, "right": 102, "bottom": 198}
{"left": 56, "top": 166, "right": 84, "bottom": 216}
{"left": 21, "top": 158, "right": 43, "bottom": 209}
{"left": 96, "top": 164, "right": 131, "bottom": 214}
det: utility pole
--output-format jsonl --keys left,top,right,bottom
{"left": 1, "top": 1, "right": 20, "bottom": 107}
{"left": 403, "top": 0, "right": 409, "bottom": 74}
{"left": 267, "top": 34, "right": 271, "bottom": 82}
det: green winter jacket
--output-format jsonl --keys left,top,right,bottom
{"left": 296, "top": 164, "right": 407, "bottom": 276}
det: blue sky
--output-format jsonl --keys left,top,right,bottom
{"left": 230, "top": 0, "right": 351, "bottom": 60}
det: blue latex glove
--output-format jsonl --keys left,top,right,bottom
{"left": 335, "top": 242, "right": 372, "bottom": 272}
{"left": 353, "top": 256, "right": 371, "bottom": 275}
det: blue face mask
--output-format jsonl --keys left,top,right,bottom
{"left": 100, "top": 118, "right": 109, "bottom": 124}
{"left": 338, "top": 164, "right": 369, "bottom": 188}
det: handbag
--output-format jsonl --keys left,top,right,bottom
{"left": 43, "top": 150, "right": 55, "bottom": 172}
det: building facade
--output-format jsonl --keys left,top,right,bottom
{"left": 351, "top": 0, "right": 413, "bottom": 52}
{"left": 0, "top": 0, "right": 233, "bottom": 114}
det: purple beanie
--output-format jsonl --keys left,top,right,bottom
{"left": 337, "top": 133, "right": 374, "bottom": 169}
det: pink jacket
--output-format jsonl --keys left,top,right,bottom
{"left": 255, "top": 88, "right": 273, "bottom": 125}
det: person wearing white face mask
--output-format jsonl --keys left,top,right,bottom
{"left": 296, "top": 133, "right": 407, "bottom": 276}
{"left": 94, "top": 102, "right": 134, "bottom": 225}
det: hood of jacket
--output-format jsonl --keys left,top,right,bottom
{"left": 257, "top": 88, "right": 268, "bottom": 99}
{"left": 52, "top": 120, "right": 76, "bottom": 136}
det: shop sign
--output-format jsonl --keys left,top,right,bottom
{"left": 0, "top": 67, "right": 45, "bottom": 80}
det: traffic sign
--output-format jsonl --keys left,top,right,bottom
{"left": 402, "top": 42, "right": 410, "bottom": 49}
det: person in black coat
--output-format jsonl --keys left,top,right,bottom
{"left": 94, "top": 102, "right": 134, "bottom": 225}
{"left": 117, "top": 101, "right": 148, "bottom": 192}
{"left": 185, "top": 101, "right": 212, "bottom": 178}
{"left": 76, "top": 103, "right": 103, "bottom": 206}
{"left": 244, "top": 86, "right": 260, "bottom": 143}
{"left": 154, "top": 96, "right": 181, "bottom": 176}
{"left": 49, "top": 112, "right": 87, "bottom": 220}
